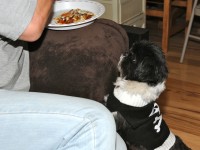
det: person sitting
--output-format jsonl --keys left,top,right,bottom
{"left": 0, "top": 0, "right": 127, "bottom": 149}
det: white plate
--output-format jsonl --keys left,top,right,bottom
{"left": 47, "top": 0, "right": 105, "bottom": 30}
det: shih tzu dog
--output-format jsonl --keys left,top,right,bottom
{"left": 105, "top": 41, "right": 190, "bottom": 150}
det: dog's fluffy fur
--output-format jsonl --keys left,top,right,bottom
{"left": 106, "top": 41, "right": 190, "bottom": 150}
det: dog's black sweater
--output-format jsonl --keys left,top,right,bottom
{"left": 107, "top": 92, "right": 171, "bottom": 150}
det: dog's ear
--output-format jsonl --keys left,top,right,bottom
{"left": 134, "top": 56, "right": 168, "bottom": 86}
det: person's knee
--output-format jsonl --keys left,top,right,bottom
{"left": 84, "top": 102, "right": 116, "bottom": 132}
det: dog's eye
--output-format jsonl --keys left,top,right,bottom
{"left": 123, "top": 51, "right": 129, "bottom": 57}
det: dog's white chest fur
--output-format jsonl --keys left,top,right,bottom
{"left": 113, "top": 77, "right": 166, "bottom": 107}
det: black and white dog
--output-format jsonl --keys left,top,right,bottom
{"left": 105, "top": 41, "right": 190, "bottom": 150}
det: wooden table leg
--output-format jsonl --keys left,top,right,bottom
{"left": 162, "top": 0, "right": 172, "bottom": 53}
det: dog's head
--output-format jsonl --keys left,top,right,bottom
{"left": 118, "top": 40, "right": 168, "bottom": 86}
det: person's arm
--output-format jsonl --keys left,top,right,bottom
{"left": 19, "top": 0, "right": 54, "bottom": 42}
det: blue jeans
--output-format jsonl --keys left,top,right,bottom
{"left": 0, "top": 90, "right": 127, "bottom": 150}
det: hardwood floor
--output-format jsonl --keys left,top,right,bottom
{"left": 146, "top": 19, "right": 200, "bottom": 150}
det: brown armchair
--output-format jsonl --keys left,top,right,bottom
{"left": 29, "top": 19, "right": 129, "bottom": 103}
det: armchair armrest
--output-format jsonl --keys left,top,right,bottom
{"left": 29, "top": 19, "right": 129, "bottom": 103}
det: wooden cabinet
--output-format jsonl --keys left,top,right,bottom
{"left": 93, "top": 0, "right": 146, "bottom": 27}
